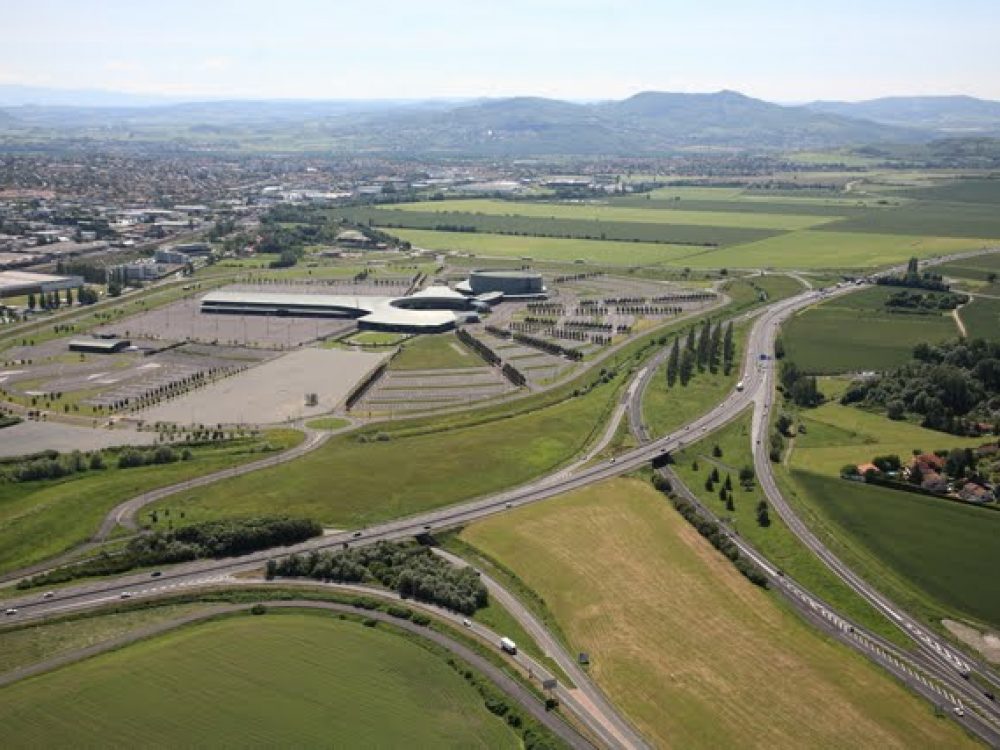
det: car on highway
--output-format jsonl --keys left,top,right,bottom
{"left": 505, "top": 502, "right": 512, "bottom": 508}
{"left": 120, "top": 591, "right": 133, "bottom": 599}
{"left": 352, "top": 531, "right": 362, "bottom": 538}
{"left": 954, "top": 706, "right": 965, "bottom": 717}
{"left": 43, "top": 591, "right": 55, "bottom": 599}
{"left": 423, "top": 524, "right": 432, "bottom": 530}
{"left": 4, "top": 607, "right": 17, "bottom": 616}
{"left": 150, "top": 571, "right": 162, "bottom": 578}
{"left": 462, "top": 618, "right": 471, "bottom": 627}
{"left": 609, "top": 457, "right": 617, "bottom": 464}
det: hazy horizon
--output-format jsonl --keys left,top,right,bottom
{"left": 2, "top": 0, "right": 999, "bottom": 103}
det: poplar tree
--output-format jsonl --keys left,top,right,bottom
{"left": 666, "top": 337, "right": 680, "bottom": 387}
{"left": 722, "top": 322, "right": 735, "bottom": 375}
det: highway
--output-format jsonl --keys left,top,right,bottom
{"left": 5, "top": 250, "right": 1000, "bottom": 745}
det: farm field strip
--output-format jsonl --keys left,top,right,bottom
{"left": 389, "top": 198, "right": 839, "bottom": 230}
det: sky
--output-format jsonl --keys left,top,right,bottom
{"left": 3, "top": 0, "right": 999, "bottom": 102}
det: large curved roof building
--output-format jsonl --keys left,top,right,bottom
{"left": 199, "top": 285, "right": 489, "bottom": 333}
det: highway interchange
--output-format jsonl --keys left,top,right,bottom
{"left": 4, "top": 250, "right": 1000, "bottom": 747}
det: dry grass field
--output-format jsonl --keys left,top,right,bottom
{"left": 461, "top": 478, "right": 974, "bottom": 749}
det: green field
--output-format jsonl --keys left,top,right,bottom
{"left": 145, "top": 375, "right": 623, "bottom": 530}
{"left": 684, "top": 231, "right": 992, "bottom": 270}
{"left": 392, "top": 198, "right": 838, "bottom": 230}
{"left": 787, "top": 471, "right": 1000, "bottom": 629}
{"left": 778, "top": 397, "right": 1000, "bottom": 628}
{"left": 935, "top": 252, "right": 1000, "bottom": 282}
{"left": 346, "top": 331, "right": 410, "bottom": 346}
{"left": 959, "top": 296, "right": 1000, "bottom": 340}
{"left": 387, "top": 228, "right": 702, "bottom": 266}
{"left": 389, "top": 332, "right": 482, "bottom": 370}
{"left": 0, "top": 613, "right": 518, "bottom": 747}
{"left": 782, "top": 286, "right": 959, "bottom": 373}
{"left": 461, "top": 478, "right": 971, "bottom": 749}
{"left": 0, "top": 430, "right": 303, "bottom": 576}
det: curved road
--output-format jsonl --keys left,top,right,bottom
{"left": 0, "top": 599, "right": 593, "bottom": 750}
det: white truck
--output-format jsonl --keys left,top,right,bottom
{"left": 500, "top": 636, "right": 518, "bottom": 655}
{"left": 736, "top": 380, "right": 744, "bottom": 392}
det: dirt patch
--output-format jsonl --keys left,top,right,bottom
{"left": 942, "top": 619, "right": 1000, "bottom": 664}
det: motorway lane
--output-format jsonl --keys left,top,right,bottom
{"left": 433, "top": 548, "right": 650, "bottom": 750}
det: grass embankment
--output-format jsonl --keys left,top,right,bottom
{"left": 0, "top": 602, "right": 214, "bottom": 674}
{"left": 0, "top": 429, "right": 303, "bottom": 577}
{"left": 670, "top": 413, "right": 907, "bottom": 645}
{"left": 389, "top": 332, "right": 481, "bottom": 370}
{"left": 460, "top": 478, "right": 972, "bottom": 749}
{"left": 780, "top": 396, "right": 1000, "bottom": 630}
{"left": 642, "top": 324, "right": 747, "bottom": 439}
{"left": 303, "top": 417, "right": 350, "bottom": 431}
{"left": 782, "top": 286, "right": 959, "bottom": 373}
{"left": 146, "top": 374, "right": 625, "bottom": 529}
{"left": 0, "top": 613, "right": 520, "bottom": 748}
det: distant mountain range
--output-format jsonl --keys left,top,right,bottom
{"left": 805, "top": 96, "right": 1000, "bottom": 134}
{"left": 2, "top": 87, "right": 999, "bottom": 155}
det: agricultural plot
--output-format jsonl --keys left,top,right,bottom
{"left": 341, "top": 207, "right": 781, "bottom": 246}
{"left": 140, "top": 347, "right": 388, "bottom": 425}
{"left": 389, "top": 228, "right": 700, "bottom": 266}
{"left": 782, "top": 286, "right": 959, "bottom": 373}
{"left": 607, "top": 195, "right": 873, "bottom": 217}
{"left": 788, "top": 470, "right": 1000, "bottom": 629}
{"left": 683, "top": 231, "right": 991, "bottom": 270}
{"left": 460, "top": 478, "right": 971, "bottom": 749}
{"left": 935, "top": 252, "right": 1000, "bottom": 282}
{"left": 390, "top": 198, "right": 839, "bottom": 230}
{"left": 0, "top": 614, "right": 518, "bottom": 748}
{"left": 959, "top": 296, "right": 1000, "bottom": 340}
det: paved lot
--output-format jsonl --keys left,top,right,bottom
{"left": 140, "top": 347, "right": 389, "bottom": 425}
{"left": 0, "top": 420, "right": 158, "bottom": 457}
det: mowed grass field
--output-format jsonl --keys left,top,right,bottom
{"left": 461, "top": 478, "right": 972, "bottom": 749}
{"left": 387, "top": 228, "right": 701, "bottom": 266}
{"left": 391, "top": 198, "right": 837, "bottom": 231}
{"left": 0, "top": 613, "right": 517, "bottom": 748}
{"left": 684, "top": 231, "right": 993, "bottom": 270}
{"left": 782, "top": 396, "right": 1000, "bottom": 628}
{"left": 145, "top": 376, "right": 622, "bottom": 529}
{"left": 788, "top": 470, "right": 1000, "bottom": 629}
{"left": 959, "top": 295, "right": 1000, "bottom": 340}
{"left": 0, "top": 430, "right": 303, "bottom": 577}
{"left": 389, "top": 332, "right": 481, "bottom": 370}
{"left": 782, "top": 286, "right": 959, "bottom": 373}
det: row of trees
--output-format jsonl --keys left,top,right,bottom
{"left": 665, "top": 319, "right": 736, "bottom": 387}
{"left": 18, "top": 517, "right": 322, "bottom": 590}
{"left": 26, "top": 289, "right": 75, "bottom": 311}
{"left": 877, "top": 256, "right": 949, "bottom": 292}
{"left": 270, "top": 541, "right": 489, "bottom": 615}
{"left": 884, "top": 289, "right": 968, "bottom": 311}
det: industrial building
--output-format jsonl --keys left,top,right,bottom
{"left": 69, "top": 338, "right": 131, "bottom": 354}
{"left": 456, "top": 269, "right": 546, "bottom": 298}
{"left": 0, "top": 270, "right": 84, "bottom": 299}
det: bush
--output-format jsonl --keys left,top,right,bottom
{"left": 250, "top": 603, "right": 267, "bottom": 615}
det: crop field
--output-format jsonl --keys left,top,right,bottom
{"left": 0, "top": 429, "right": 302, "bottom": 576}
{"left": 959, "top": 296, "right": 1000, "bottom": 340}
{"left": 781, "top": 286, "right": 959, "bottom": 373}
{"left": 0, "top": 613, "right": 517, "bottom": 747}
{"left": 607, "top": 195, "right": 873, "bottom": 217}
{"left": 385, "top": 228, "right": 701, "bottom": 266}
{"left": 788, "top": 471, "right": 1000, "bottom": 629}
{"left": 936, "top": 253, "right": 1000, "bottom": 282}
{"left": 684, "top": 231, "right": 992, "bottom": 270}
{"left": 144, "top": 375, "right": 622, "bottom": 529}
{"left": 883, "top": 178, "right": 1000, "bottom": 206}
{"left": 460, "top": 478, "right": 971, "bottom": 749}
{"left": 390, "top": 198, "right": 838, "bottom": 231}
{"left": 389, "top": 332, "right": 482, "bottom": 370}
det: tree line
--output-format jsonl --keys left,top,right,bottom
{"left": 270, "top": 541, "right": 488, "bottom": 615}
{"left": 665, "top": 319, "right": 735, "bottom": 387}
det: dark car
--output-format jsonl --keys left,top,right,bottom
{"left": 150, "top": 571, "right": 162, "bottom": 578}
